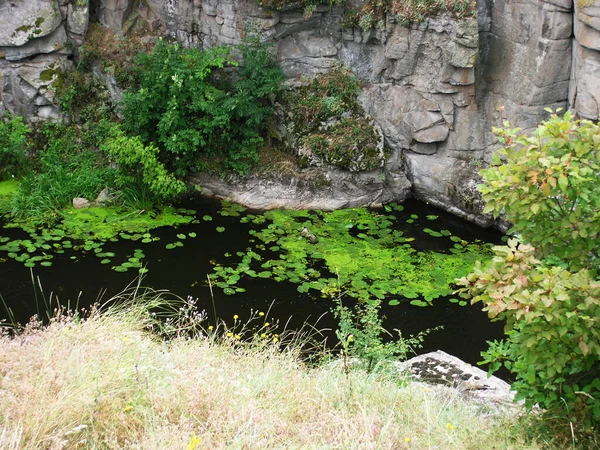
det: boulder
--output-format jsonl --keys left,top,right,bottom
{"left": 73, "top": 197, "right": 92, "bottom": 209}
{"left": 570, "top": 40, "right": 600, "bottom": 120}
{"left": 95, "top": 0, "right": 134, "bottom": 33}
{"left": 0, "top": 0, "right": 63, "bottom": 47}
{"left": 1, "top": 25, "right": 69, "bottom": 62}
{"left": 397, "top": 351, "right": 517, "bottom": 407}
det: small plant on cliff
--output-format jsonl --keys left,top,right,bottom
{"left": 284, "top": 64, "right": 361, "bottom": 131}
{"left": 122, "top": 38, "right": 283, "bottom": 176}
{"left": 456, "top": 110, "right": 600, "bottom": 446}
{"left": 257, "top": 0, "right": 475, "bottom": 30}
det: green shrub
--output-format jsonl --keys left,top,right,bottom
{"left": 456, "top": 110, "right": 600, "bottom": 444}
{"left": 302, "top": 117, "right": 382, "bottom": 171}
{"left": 0, "top": 114, "right": 31, "bottom": 180}
{"left": 101, "top": 124, "right": 187, "bottom": 203}
{"left": 122, "top": 38, "right": 283, "bottom": 176}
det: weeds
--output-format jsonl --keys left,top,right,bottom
{"left": 0, "top": 287, "right": 540, "bottom": 449}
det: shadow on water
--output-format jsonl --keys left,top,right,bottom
{"left": 0, "top": 196, "right": 507, "bottom": 378}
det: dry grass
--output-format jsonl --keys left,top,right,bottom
{"left": 0, "top": 305, "right": 541, "bottom": 449}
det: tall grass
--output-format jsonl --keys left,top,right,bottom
{"left": 0, "top": 289, "right": 544, "bottom": 449}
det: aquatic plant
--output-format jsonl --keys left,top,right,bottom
{"left": 210, "top": 204, "right": 493, "bottom": 305}
{"left": 0, "top": 206, "right": 197, "bottom": 272}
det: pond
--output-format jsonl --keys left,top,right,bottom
{"left": 0, "top": 196, "right": 505, "bottom": 372}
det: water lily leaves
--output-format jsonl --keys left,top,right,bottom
{"left": 410, "top": 300, "right": 430, "bottom": 307}
{"left": 423, "top": 228, "right": 443, "bottom": 238}
{"left": 203, "top": 215, "right": 213, "bottom": 221}
{"left": 388, "top": 299, "right": 400, "bottom": 306}
{"left": 426, "top": 215, "right": 438, "bottom": 220}
{"left": 216, "top": 227, "right": 225, "bottom": 233}
{"left": 188, "top": 232, "right": 197, "bottom": 238}
{"left": 177, "top": 233, "right": 186, "bottom": 239}
{"left": 449, "top": 298, "right": 468, "bottom": 307}
{"left": 208, "top": 204, "right": 494, "bottom": 305}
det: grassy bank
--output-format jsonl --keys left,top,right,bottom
{"left": 0, "top": 297, "right": 541, "bottom": 450}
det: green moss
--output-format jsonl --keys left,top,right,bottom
{"left": 35, "top": 17, "right": 45, "bottom": 28}
{"left": 14, "top": 24, "right": 33, "bottom": 34}
{"left": 39, "top": 65, "right": 59, "bottom": 82}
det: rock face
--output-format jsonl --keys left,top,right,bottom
{"left": 0, "top": 0, "right": 597, "bottom": 222}
{"left": 191, "top": 169, "right": 411, "bottom": 210}
{"left": 0, "top": 0, "right": 91, "bottom": 121}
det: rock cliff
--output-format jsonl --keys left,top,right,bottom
{"left": 0, "top": 0, "right": 596, "bottom": 223}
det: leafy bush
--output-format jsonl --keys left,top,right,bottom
{"left": 122, "top": 38, "right": 283, "bottom": 175}
{"left": 456, "top": 110, "right": 600, "bottom": 443}
{"left": 0, "top": 114, "right": 30, "bottom": 180}
{"left": 101, "top": 124, "right": 187, "bottom": 203}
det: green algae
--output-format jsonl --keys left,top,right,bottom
{"left": 210, "top": 205, "right": 494, "bottom": 304}
{"left": 0, "top": 205, "right": 197, "bottom": 271}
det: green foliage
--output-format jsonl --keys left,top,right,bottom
{"left": 335, "top": 298, "right": 433, "bottom": 374}
{"left": 0, "top": 114, "right": 31, "bottom": 180}
{"left": 481, "top": 110, "right": 600, "bottom": 272}
{"left": 9, "top": 122, "right": 116, "bottom": 220}
{"left": 210, "top": 205, "right": 492, "bottom": 303}
{"left": 284, "top": 64, "right": 385, "bottom": 171}
{"left": 122, "top": 38, "right": 283, "bottom": 176}
{"left": 284, "top": 64, "right": 361, "bottom": 132}
{"left": 456, "top": 111, "right": 600, "bottom": 442}
{"left": 101, "top": 124, "right": 187, "bottom": 203}
{"left": 54, "top": 69, "right": 113, "bottom": 122}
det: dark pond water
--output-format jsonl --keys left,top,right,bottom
{"left": 0, "top": 197, "right": 506, "bottom": 374}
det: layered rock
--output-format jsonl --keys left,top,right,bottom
{"left": 1, "top": 0, "right": 598, "bottom": 224}
{"left": 0, "top": 0, "right": 89, "bottom": 120}
{"left": 570, "top": 0, "right": 600, "bottom": 120}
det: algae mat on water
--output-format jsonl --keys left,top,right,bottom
{"left": 0, "top": 205, "right": 198, "bottom": 272}
{"left": 210, "top": 204, "right": 495, "bottom": 306}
